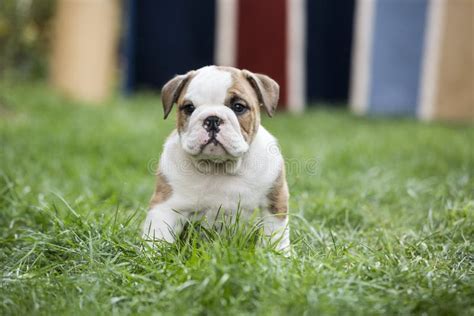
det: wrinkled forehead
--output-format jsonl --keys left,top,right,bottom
{"left": 184, "top": 66, "right": 233, "bottom": 105}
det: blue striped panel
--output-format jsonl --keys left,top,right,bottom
{"left": 369, "top": 0, "right": 429, "bottom": 115}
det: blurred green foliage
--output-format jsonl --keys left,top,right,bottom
{"left": 0, "top": 0, "right": 56, "bottom": 79}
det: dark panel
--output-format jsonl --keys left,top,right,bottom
{"left": 237, "top": 0, "right": 287, "bottom": 107}
{"left": 306, "top": 0, "right": 355, "bottom": 105}
{"left": 127, "top": 0, "right": 215, "bottom": 91}
{"left": 122, "top": 0, "right": 136, "bottom": 94}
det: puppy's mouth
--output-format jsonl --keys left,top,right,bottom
{"left": 181, "top": 124, "right": 249, "bottom": 159}
{"left": 201, "top": 133, "right": 220, "bottom": 148}
{"left": 200, "top": 136, "right": 228, "bottom": 153}
{"left": 200, "top": 128, "right": 225, "bottom": 149}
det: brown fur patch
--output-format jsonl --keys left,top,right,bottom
{"left": 225, "top": 70, "right": 261, "bottom": 143}
{"left": 267, "top": 166, "right": 289, "bottom": 219}
{"left": 149, "top": 171, "right": 173, "bottom": 207}
{"left": 241, "top": 70, "right": 280, "bottom": 117}
{"left": 162, "top": 72, "right": 193, "bottom": 120}
{"left": 175, "top": 73, "right": 195, "bottom": 133}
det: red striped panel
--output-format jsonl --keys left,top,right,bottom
{"left": 236, "top": 0, "right": 288, "bottom": 108}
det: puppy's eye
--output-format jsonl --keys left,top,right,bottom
{"left": 231, "top": 103, "right": 248, "bottom": 115}
{"left": 181, "top": 104, "right": 195, "bottom": 115}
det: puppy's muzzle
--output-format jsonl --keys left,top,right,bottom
{"left": 203, "top": 116, "right": 222, "bottom": 139}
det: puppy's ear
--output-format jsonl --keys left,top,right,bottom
{"left": 161, "top": 72, "right": 193, "bottom": 119}
{"left": 242, "top": 70, "right": 280, "bottom": 117}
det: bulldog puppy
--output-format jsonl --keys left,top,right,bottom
{"left": 143, "top": 65, "right": 290, "bottom": 253}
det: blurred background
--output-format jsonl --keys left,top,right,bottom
{"left": 0, "top": 3, "right": 473, "bottom": 313}
{"left": 0, "top": 0, "right": 472, "bottom": 121}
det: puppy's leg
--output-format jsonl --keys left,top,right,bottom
{"left": 264, "top": 166, "right": 290, "bottom": 254}
{"left": 262, "top": 212, "right": 291, "bottom": 255}
{"left": 142, "top": 204, "right": 187, "bottom": 243}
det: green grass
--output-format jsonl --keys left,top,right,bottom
{"left": 0, "top": 81, "right": 473, "bottom": 315}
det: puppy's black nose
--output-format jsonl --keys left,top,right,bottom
{"left": 203, "top": 116, "right": 221, "bottom": 133}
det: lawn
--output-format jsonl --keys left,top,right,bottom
{"left": 0, "top": 81, "right": 473, "bottom": 315}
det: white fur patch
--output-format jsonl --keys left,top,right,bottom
{"left": 184, "top": 66, "right": 232, "bottom": 106}
{"left": 160, "top": 126, "right": 282, "bottom": 213}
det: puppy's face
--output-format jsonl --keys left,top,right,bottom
{"left": 162, "top": 66, "right": 279, "bottom": 161}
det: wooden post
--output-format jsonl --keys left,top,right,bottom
{"left": 419, "top": 0, "right": 474, "bottom": 121}
{"left": 50, "top": 0, "right": 120, "bottom": 104}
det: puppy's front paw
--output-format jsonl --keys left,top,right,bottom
{"left": 262, "top": 214, "right": 291, "bottom": 256}
{"left": 142, "top": 206, "right": 186, "bottom": 244}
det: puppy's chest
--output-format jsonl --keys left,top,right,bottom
{"left": 174, "top": 173, "right": 271, "bottom": 212}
